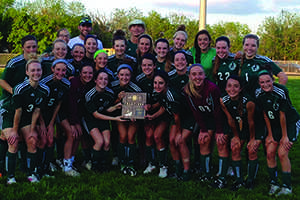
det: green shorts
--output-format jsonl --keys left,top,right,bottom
{"left": 272, "top": 120, "right": 299, "bottom": 143}
{"left": 83, "top": 117, "right": 110, "bottom": 133}
{"left": 254, "top": 109, "right": 266, "bottom": 140}
{"left": 1, "top": 111, "right": 14, "bottom": 130}
{"left": 180, "top": 115, "right": 195, "bottom": 131}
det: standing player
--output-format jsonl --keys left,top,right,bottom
{"left": 256, "top": 70, "right": 299, "bottom": 196}
{"left": 68, "top": 17, "right": 103, "bottom": 50}
{"left": 126, "top": 19, "right": 146, "bottom": 58}
{"left": 154, "top": 38, "right": 174, "bottom": 72}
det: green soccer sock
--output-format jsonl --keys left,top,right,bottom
{"left": 282, "top": 172, "right": 292, "bottom": 189}
{"left": 45, "top": 146, "right": 54, "bottom": 167}
{"left": 157, "top": 148, "right": 167, "bottom": 167}
{"left": 18, "top": 141, "right": 27, "bottom": 173}
{"left": 36, "top": 148, "right": 45, "bottom": 173}
{"left": 118, "top": 143, "right": 126, "bottom": 166}
{"left": 145, "top": 145, "right": 155, "bottom": 164}
{"left": 0, "top": 139, "right": 8, "bottom": 174}
{"left": 174, "top": 160, "right": 182, "bottom": 177}
{"left": 128, "top": 144, "right": 136, "bottom": 167}
{"left": 267, "top": 166, "right": 279, "bottom": 185}
{"left": 27, "top": 151, "right": 37, "bottom": 175}
{"left": 232, "top": 160, "right": 243, "bottom": 183}
{"left": 7, "top": 152, "right": 17, "bottom": 178}
{"left": 218, "top": 156, "right": 229, "bottom": 179}
{"left": 91, "top": 148, "right": 101, "bottom": 170}
{"left": 247, "top": 159, "right": 259, "bottom": 182}
{"left": 200, "top": 154, "right": 211, "bottom": 177}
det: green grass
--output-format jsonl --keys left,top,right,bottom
{"left": 0, "top": 76, "right": 299, "bottom": 199}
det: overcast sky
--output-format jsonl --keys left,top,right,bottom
{"left": 74, "top": 0, "right": 300, "bottom": 32}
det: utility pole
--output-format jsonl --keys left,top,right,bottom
{"left": 199, "top": 0, "right": 207, "bottom": 30}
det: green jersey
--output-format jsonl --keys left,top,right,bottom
{"left": 190, "top": 47, "right": 216, "bottom": 82}
{"left": 40, "top": 74, "right": 70, "bottom": 125}
{"left": 168, "top": 69, "right": 189, "bottom": 91}
{"left": 0, "top": 55, "right": 28, "bottom": 102}
{"left": 255, "top": 83, "right": 300, "bottom": 133}
{"left": 213, "top": 53, "right": 240, "bottom": 96}
{"left": 107, "top": 54, "right": 137, "bottom": 77}
{"left": 41, "top": 58, "right": 75, "bottom": 79}
{"left": 240, "top": 55, "right": 282, "bottom": 98}
{"left": 126, "top": 40, "right": 138, "bottom": 58}
{"left": 155, "top": 60, "right": 175, "bottom": 72}
{"left": 13, "top": 79, "right": 50, "bottom": 128}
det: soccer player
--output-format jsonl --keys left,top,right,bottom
{"left": 154, "top": 38, "right": 174, "bottom": 72}
{"left": 256, "top": 70, "right": 299, "bottom": 196}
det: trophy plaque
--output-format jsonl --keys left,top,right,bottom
{"left": 122, "top": 92, "right": 147, "bottom": 119}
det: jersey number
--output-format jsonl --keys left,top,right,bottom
{"left": 198, "top": 105, "right": 211, "bottom": 113}
{"left": 48, "top": 98, "right": 55, "bottom": 107}
{"left": 27, "top": 104, "right": 34, "bottom": 112}
{"left": 217, "top": 72, "right": 230, "bottom": 81}
{"left": 267, "top": 111, "right": 275, "bottom": 119}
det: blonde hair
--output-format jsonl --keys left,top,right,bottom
{"left": 26, "top": 53, "right": 41, "bottom": 70}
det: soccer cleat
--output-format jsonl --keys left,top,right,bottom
{"left": 276, "top": 187, "right": 292, "bottom": 196}
{"left": 49, "top": 162, "right": 58, "bottom": 172}
{"left": 268, "top": 184, "right": 280, "bottom": 195}
{"left": 158, "top": 166, "right": 168, "bottom": 178}
{"left": 121, "top": 166, "right": 127, "bottom": 175}
{"left": 210, "top": 178, "right": 227, "bottom": 189}
{"left": 143, "top": 163, "right": 156, "bottom": 174}
{"left": 81, "top": 160, "right": 92, "bottom": 171}
{"left": 112, "top": 157, "right": 119, "bottom": 166}
{"left": 230, "top": 181, "right": 244, "bottom": 191}
{"left": 7, "top": 177, "right": 17, "bottom": 184}
{"left": 64, "top": 169, "right": 80, "bottom": 177}
{"left": 28, "top": 174, "right": 40, "bottom": 183}
{"left": 127, "top": 167, "right": 137, "bottom": 177}
{"left": 56, "top": 159, "right": 64, "bottom": 169}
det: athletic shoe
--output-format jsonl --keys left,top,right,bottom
{"left": 112, "top": 157, "right": 119, "bottom": 166}
{"left": 199, "top": 175, "right": 212, "bottom": 183}
{"left": 182, "top": 171, "right": 190, "bottom": 182}
{"left": 64, "top": 169, "right": 80, "bottom": 177}
{"left": 56, "top": 159, "right": 64, "bottom": 169}
{"left": 276, "top": 187, "right": 292, "bottom": 196}
{"left": 121, "top": 166, "right": 127, "bottom": 175}
{"left": 7, "top": 177, "right": 17, "bottom": 184}
{"left": 81, "top": 160, "right": 92, "bottom": 171}
{"left": 127, "top": 167, "right": 137, "bottom": 177}
{"left": 158, "top": 166, "right": 168, "bottom": 178}
{"left": 226, "top": 166, "right": 235, "bottom": 177}
{"left": 49, "top": 162, "right": 58, "bottom": 172}
{"left": 230, "top": 181, "right": 244, "bottom": 191}
{"left": 268, "top": 184, "right": 280, "bottom": 195}
{"left": 28, "top": 174, "right": 39, "bottom": 183}
{"left": 210, "top": 178, "right": 227, "bottom": 189}
{"left": 143, "top": 163, "right": 156, "bottom": 174}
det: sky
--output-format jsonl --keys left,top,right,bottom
{"left": 75, "top": 0, "right": 300, "bottom": 32}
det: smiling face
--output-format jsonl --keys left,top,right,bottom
{"left": 80, "top": 65, "right": 94, "bottom": 84}
{"left": 138, "top": 37, "right": 151, "bottom": 55}
{"left": 225, "top": 78, "right": 241, "bottom": 100}
{"left": 52, "top": 63, "right": 67, "bottom": 81}
{"left": 173, "top": 33, "right": 186, "bottom": 50}
{"left": 58, "top": 29, "right": 70, "bottom": 44}
{"left": 117, "top": 68, "right": 131, "bottom": 87}
{"left": 114, "top": 39, "right": 126, "bottom": 57}
{"left": 72, "top": 45, "right": 85, "bottom": 62}
{"left": 85, "top": 37, "right": 97, "bottom": 54}
{"left": 174, "top": 52, "right": 187, "bottom": 72}
{"left": 243, "top": 38, "right": 258, "bottom": 59}
{"left": 22, "top": 40, "right": 38, "bottom": 60}
{"left": 197, "top": 34, "right": 210, "bottom": 52}
{"left": 216, "top": 40, "right": 229, "bottom": 59}
{"left": 95, "top": 72, "right": 109, "bottom": 91}
{"left": 258, "top": 74, "right": 274, "bottom": 93}
{"left": 79, "top": 23, "right": 92, "bottom": 38}
{"left": 95, "top": 52, "right": 108, "bottom": 69}
{"left": 189, "top": 66, "right": 206, "bottom": 88}
{"left": 129, "top": 24, "right": 145, "bottom": 38}
{"left": 53, "top": 42, "right": 67, "bottom": 59}
{"left": 26, "top": 62, "right": 42, "bottom": 83}
{"left": 155, "top": 41, "right": 169, "bottom": 59}
{"left": 141, "top": 58, "right": 155, "bottom": 77}
{"left": 154, "top": 76, "right": 167, "bottom": 94}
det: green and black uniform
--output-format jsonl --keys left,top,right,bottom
{"left": 107, "top": 54, "right": 137, "bottom": 78}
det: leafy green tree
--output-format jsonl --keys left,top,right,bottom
{"left": 0, "top": 0, "right": 15, "bottom": 51}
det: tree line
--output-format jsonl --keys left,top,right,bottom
{"left": 0, "top": 0, "right": 299, "bottom": 60}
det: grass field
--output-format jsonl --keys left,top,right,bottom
{"left": 0, "top": 76, "right": 299, "bottom": 200}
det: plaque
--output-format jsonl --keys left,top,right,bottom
{"left": 122, "top": 92, "right": 147, "bottom": 119}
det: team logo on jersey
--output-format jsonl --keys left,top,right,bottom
{"left": 54, "top": 88, "right": 58, "bottom": 92}
{"left": 233, "top": 106, "right": 237, "bottom": 110}
{"left": 35, "top": 98, "right": 43, "bottom": 105}
{"left": 58, "top": 91, "right": 64, "bottom": 99}
{"left": 98, "top": 107, "right": 104, "bottom": 112}
{"left": 206, "top": 96, "right": 213, "bottom": 106}
{"left": 181, "top": 80, "right": 185, "bottom": 84}
{"left": 229, "top": 62, "right": 237, "bottom": 70}
{"left": 99, "top": 98, "right": 103, "bottom": 102}
{"left": 251, "top": 64, "right": 260, "bottom": 72}
{"left": 31, "top": 93, "right": 35, "bottom": 97}
{"left": 273, "top": 103, "right": 279, "bottom": 111}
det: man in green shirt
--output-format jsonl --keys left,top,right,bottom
{"left": 126, "top": 19, "right": 145, "bottom": 58}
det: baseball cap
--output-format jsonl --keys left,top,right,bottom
{"left": 79, "top": 17, "right": 92, "bottom": 25}
{"left": 128, "top": 19, "right": 145, "bottom": 29}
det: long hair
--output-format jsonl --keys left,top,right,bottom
{"left": 193, "top": 29, "right": 212, "bottom": 64}
{"left": 155, "top": 38, "right": 172, "bottom": 72}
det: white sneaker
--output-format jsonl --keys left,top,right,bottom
{"left": 56, "top": 159, "right": 64, "bottom": 169}
{"left": 143, "top": 163, "right": 156, "bottom": 174}
{"left": 112, "top": 157, "right": 119, "bottom": 166}
{"left": 49, "top": 162, "right": 58, "bottom": 172}
{"left": 28, "top": 174, "right": 39, "bottom": 183}
{"left": 276, "top": 187, "right": 292, "bottom": 196}
{"left": 127, "top": 167, "right": 137, "bottom": 177}
{"left": 268, "top": 184, "right": 280, "bottom": 195}
{"left": 81, "top": 160, "right": 92, "bottom": 171}
{"left": 64, "top": 169, "right": 80, "bottom": 177}
{"left": 7, "top": 177, "right": 17, "bottom": 184}
{"left": 158, "top": 166, "right": 168, "bottom": 178}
